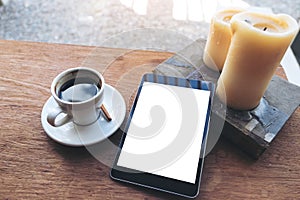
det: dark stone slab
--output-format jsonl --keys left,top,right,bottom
{"left": 291, "top": 30, "right": 300, "bottom": 64}
{"left": 154, "top": 39, "right": 300, "bottom": 159}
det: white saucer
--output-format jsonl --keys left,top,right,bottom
{"left": 41, "top": 84, "right": 126, "bottom": 146}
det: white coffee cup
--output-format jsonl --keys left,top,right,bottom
{"left": 47, "top": 67, "right": 105, "bottom": 126}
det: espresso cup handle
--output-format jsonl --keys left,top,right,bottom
{"left": 47, "top": 107, "right": 71, "bottom": 127}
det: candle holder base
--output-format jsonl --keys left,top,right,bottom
{"left": 154, "top": 39, "right": 300, "bottom": 159}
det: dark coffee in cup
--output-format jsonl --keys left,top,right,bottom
{"left": 48, "top": 67, "right": 105, "bottom": 126}
{"left": 58, "top": 78, "right": 101, "bottom": 102}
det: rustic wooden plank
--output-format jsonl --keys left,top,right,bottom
{"left": 154, "top": 38, "right": 300, "bottom": 159}
{"left": 1, "top": 40, "right": 300, "bottom": 199}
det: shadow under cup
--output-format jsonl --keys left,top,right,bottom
{"left": 48, "top": 67, "right": 105, "bottom": 126}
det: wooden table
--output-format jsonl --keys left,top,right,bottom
{"left": 1, "top": 40, "right": 299, "bottom": 199}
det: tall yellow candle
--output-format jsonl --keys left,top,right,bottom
{"left": 216, "top": 11, "right": 299, "bottom": 110}
{"left": 203, "top": 8, "right": 245, "bottom": 71}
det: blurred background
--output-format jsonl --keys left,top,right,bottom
{"left": 0, "top": 0, "right": 299, "bottom": 51}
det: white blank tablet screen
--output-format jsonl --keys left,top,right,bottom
{"left": 117, "top": 82, "right": 210, "bottom": 184}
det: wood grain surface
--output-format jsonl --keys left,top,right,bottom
{"left": 0, "top": 40, "right": 299, "bottom": 200}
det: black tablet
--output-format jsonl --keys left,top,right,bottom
{"left": 110, "top": 73, "right": 214, "bottom": 198}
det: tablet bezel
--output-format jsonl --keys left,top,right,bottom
{"left": 110, "top": 73, "right": 214, "bottom": 198}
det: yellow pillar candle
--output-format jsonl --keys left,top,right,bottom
{"left": 216, "top": 11, "right": 299, "bottom": 110}
{"left": 203, "top": 8, "right": 245, "bottom": 71}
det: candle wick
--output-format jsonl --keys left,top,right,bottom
{"left": 244, "top": 19, "right": 251, "bottom": 24}
{"left": 263, "top": 27, "right": 267, "bottom": 31}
